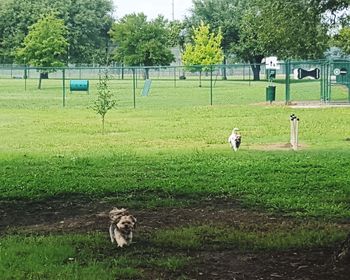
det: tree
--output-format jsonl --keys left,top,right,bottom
{"left": 64, "top": 0, "right": 114, "bottom": 65}
{"left": 258, "top": 0, "right": 329, "bottom": 59}
{"left": 110, "top": 13, "right": 175, "bottom": 79}
{"left": 92, "top": 70, "right": 116, "bottom": 134}
{"left": 334, "top": 27, "right": 350, "bottom": 55}
{"left": 16, "top": 13, "right": 68, "bottom": 89}
{"left": 0, "top": 0, "right": 113, "bottom": 64}
{"left": 309, "top": 0, "right": 349, "bottom": 13}
{"left": 235, "top": 0, "right": 329, "bottom": 80}
{"left": 182, "top": 21, "right": 224, "bottom": 86}
{"left": 167, "top": 20, "right": 185, "bottom": 48}
{"left": 188, "top": 0, "right": 248, "bottom": 79}
{"left": 234, "top": 7, "right": 265, "bottom": 81}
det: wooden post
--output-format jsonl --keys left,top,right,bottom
{"left": 290, "top": 114, "right": 299, "bottom": 151}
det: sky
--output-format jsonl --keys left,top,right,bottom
{"left": 113, "top": 0, "right": 193, "bottom": 20}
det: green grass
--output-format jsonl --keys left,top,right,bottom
{"left": 0, "top": 234, "right": 125, "bottom": 280}
{"left": 0, "top": 99, "right": 349, "bottom": 217}
{"left": 151, "top": 225, "right": 348, "bottom": 251}
{"left": 0, "top": 78, "right": 349, "bottom": 278}
{"left": 0, "top": 76, "right": 348, "bottom": 110}
{"left": 0, "top": 233, "right": 192, "bottom": 280}
{"left": 0, "top": 224, "right": 346, "bottom": 280}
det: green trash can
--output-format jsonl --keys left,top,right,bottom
{"left": 266, "top": 86, "right": 276, "bottom": 103}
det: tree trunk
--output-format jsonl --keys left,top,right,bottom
{"left": 222, "top": 56, "right": 227, "bottom": 80}
{"left": 333, "top": 233, "right": 350, "bottom": 263}
{"left": 199, "top": 71, "right": 202, "bottom": 87}
{"left": 249, "top": 56, "right": 264, "bottom": 81}
{"left": 102, "top": 115, "right": 105, "bottom": 135}
{"left": 144, "top": 68, "right": 150, "bottom": 80}
{"left": 250, "top": 63, "right": 261, "bottom": 81}
{"left": 121, "top": 64, "right": 124, "bottom": 80}
{"left": 38, "top": 72, "right": 49, "bottom": 89}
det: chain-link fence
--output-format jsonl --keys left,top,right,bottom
{"left": 0, "top": 61, "right": 349, "bottom": 109}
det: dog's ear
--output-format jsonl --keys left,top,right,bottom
{"left": 130, "top": 215, "right": 137, "bottom": 228}
{"left": 109, "top": 208, "right": 129, "bottom": 223}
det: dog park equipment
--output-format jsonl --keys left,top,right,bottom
{"left": 285, "top": 59, "right": 350, "bottom": 104}
{"left": 290, "top": 114, "right": 299, "bottom": 151}
{"left": 265, "top": 57, "right": 279, "bottom": 103}
{"left": 141, "top": 79, "right": 152, "bottom": 96}
{"left": 294, "top": 68, "right": 320, "bottom": 80}
{"left": 334, "top": 60, "right": 350, "bottom": 91}
{"left": 69, "top": 80, "right": 89, "bottom": 94}
{"left": 266, "top": 69, "right": 276, "bottom": 103}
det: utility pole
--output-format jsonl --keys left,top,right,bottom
{"left": 172, "top": 0, "right": 175, "bottom": 21}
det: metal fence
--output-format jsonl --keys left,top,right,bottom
{"left": 0, "top": 61, "right": 349, "bottom": 109}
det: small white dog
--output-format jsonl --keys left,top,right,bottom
{"left": 109, "top": 208, "right": 137, "bottom": 248}
{"left": 228, "top": 128, "right": 242, "bottom": 152}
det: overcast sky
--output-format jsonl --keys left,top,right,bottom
{"left": 113, "top": 0, "right": 193, "bottom": 20}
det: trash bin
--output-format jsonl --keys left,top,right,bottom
{"left": 266, "top": 86, "right": 276, "bottom": 103}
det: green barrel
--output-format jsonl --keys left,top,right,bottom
{"left": 266, "top": 86, "right": 276, "bottom": 103}
{"left": 70, "top": 80, "right": 89, "bottom": 92}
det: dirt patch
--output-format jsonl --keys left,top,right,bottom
{"left": 1, "top": 196, "right": 349, "bottom": 280}
{"left": 250, "top": 142, "right": 308, "bottom": 151}
{"left": 1, "top": 196, "right": 296, "bottom": 234}
{"left": 253, "top": 101, "right": 350, "bottom": 109}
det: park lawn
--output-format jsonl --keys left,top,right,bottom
{"left": 0, "top": 103, "right": 349, "bottom": 218}
{"left": 0, "top": 78, "right": 349, "bottom": 279}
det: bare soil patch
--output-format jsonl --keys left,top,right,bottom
{"left": 1, "top": 196, "right": 349, "bottom": 280}
{"left": 250, "top": 142, "right": 308, "bottom": 151}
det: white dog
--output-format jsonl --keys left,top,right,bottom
{"left": 228, "top": 128, "right": 241, "bottom": 152}
{"left": 109, "top": 208, "right": 137, "bottom": 248}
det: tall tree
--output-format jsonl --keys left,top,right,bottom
{"left": 334, "top": 27, "right": 350, "bottom": 55}
{"left": 0, "top": 0, "right": 114, "bottom": 64}
{"left": 189, "top": 0, "right": 248, "bottom": 79}
{"left": 110, "top": 13, "right": 175, "bottom": 79}
{"left": 309, "top": 0, "right": 349, "bottom": 13}
{"left": 63, "top": 0, "right": 114, "bottom": 65}
{"left": 182, "top": 22, "right": 224, "bottom": 86}
{"left": 16, "top": 13, "right": 68, "bottom": 89}
{"left": 235, "top": 0, "right": 329, "bottom": 80}
{"left": 234, "top": 7, "right": 265, "bottom": 81}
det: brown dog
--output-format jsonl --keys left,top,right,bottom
{"left": 109, "top": 208, "right": 137, "bottom": 247}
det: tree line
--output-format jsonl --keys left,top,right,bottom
{"left": 0, "top": 0, "right": 349, "bottom": 80}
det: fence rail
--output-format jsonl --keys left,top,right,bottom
{"left": 0, "top": 60, "right": 349, "bottom": 108}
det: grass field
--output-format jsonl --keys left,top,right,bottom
{"left": 0, "top": 78, "right": 349, "bottom": 279}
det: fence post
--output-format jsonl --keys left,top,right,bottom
{"left": 210, "top": 65, "right": 213, "bottom": 106}
{"left": 320, "top": 62, "right": 324, "bottom": 102}
{"left": 248, "top": 66, "right": 251, "bottom": 86}
{"left": 24, "top": 65, "right": 27, "bottom": 91}
{"left": 132, "top": 68, "right": 136, "bottom": 109}
{"left": 62, "top": 68, "right": 66, "bottom": 107}
{"left": 290, "top": 114, "right": 299, "bottom": 151}
{"left": 285, "top": 60, "right": 291, "bottom": 104}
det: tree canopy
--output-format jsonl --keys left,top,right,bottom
{"left": 189, "top": 0, "right": 247, "bottom": 57}
{"left": 252, "top": 0, "right": 329, "bottom": 60}
{"left": 109, "top": 13, "right": 175, "bottom": 68}
{"left": 16, "top": 13, "right": 68, "bottom": 68}
{"left": 182, "top": 21, "right": 224, "bottom": 71}
{"left": 0, "top": 0, "right": 114, "bottom": 64}
{"left": 232, "top": 0, "right": 330, "bottom": 80}
{"left": 334, "top": 27, "right": 350, "bottom": 55}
